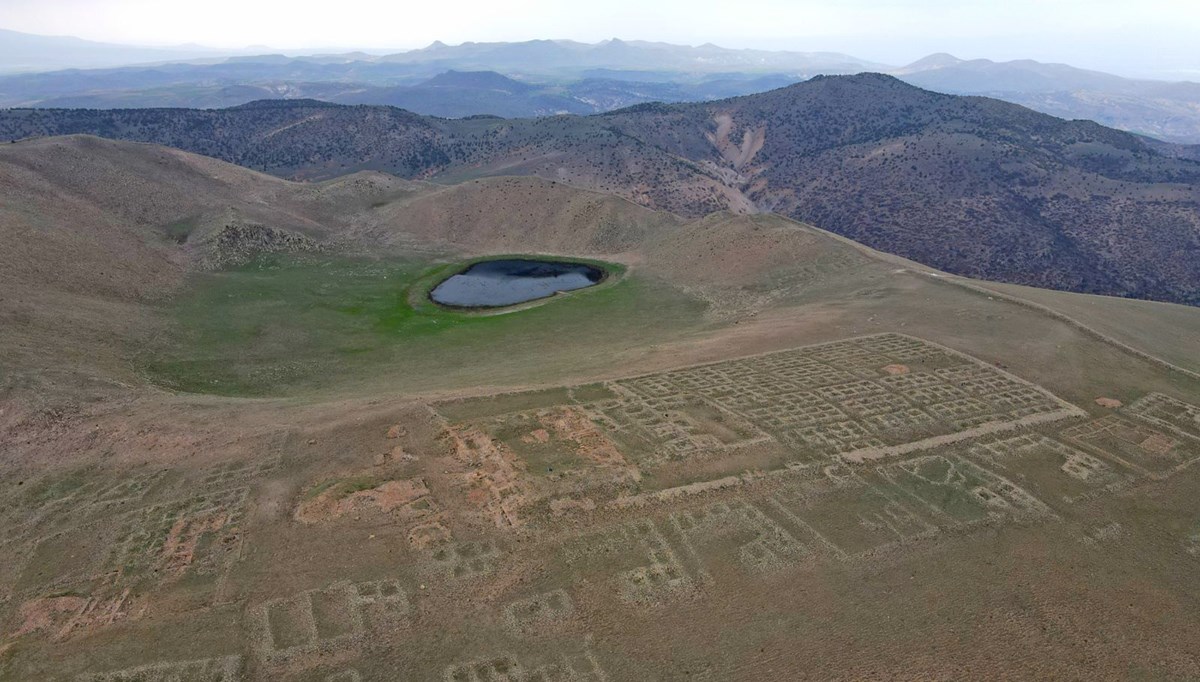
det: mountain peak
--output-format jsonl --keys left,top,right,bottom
{"left": 901, "top": 53, "right": 965, "bottom": 72}
{"left": 806, "top": 72, "right": 909, "bottom": 87}
{"left": 229, "top": 98, "right": 341, "bottom": 110}
{"left": 420, "top": 70, "right": 533, "bottom": 92}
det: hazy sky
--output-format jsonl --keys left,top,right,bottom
{"left": 3, "top": 0, "right": 1198, "bottom": 77}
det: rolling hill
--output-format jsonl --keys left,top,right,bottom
{"left": 1, "top": 135, "right": 1199, "bottom": 680}
{"left": 3, "top": 74, "right": 1198, "bottom": 305}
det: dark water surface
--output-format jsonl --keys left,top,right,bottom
{"left": 429, "top": 259, "right": 606, "bottom": 308}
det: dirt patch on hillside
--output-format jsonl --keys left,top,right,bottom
{"left": 444, "top": 425, "right": 529, "bottom": 529}
{"left": 160, "top": 511, "right": 238, "bottom": 577}
{"left": 708, "top": 113, "right": 766, "bottom": 170}
{"left": 522, "top": 428, "right": 550, "bottom": 444}
{"left": 12, "top": 596, "right": 89, "bottom": 638}
{"left": 535, "top": 406, "right": 630, "bottom": 470}
{"left": 294, "top": 476, "right": 432, "bottom": 524}
{"left": 407, "top": 521, "right": 453, "bottom": 549}
{"left": 1139, "top": 433, "right": 1177, "bottom": 455}
{"left": 1095, "top": 397, "right": 1123, "bottom": 408}
{"left": 12, "top": 590, "right": 136, "bottom": 641}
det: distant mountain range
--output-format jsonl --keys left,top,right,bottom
{"left": 0, "top": 30, "right": 881, "bottom": 78}
{"left": 0, "top": 28, "right": 257, "bottom": 74}
{"left": 895, "top": 54, "right": 1200, "bottom": 144}
{"left": 371, "top": 38, "right": 886, "bottom": 76}
{"left": 2, "top": 30, "right": 1199, "bottom": 142}
{"left": 4, "top": 68, "right": 804, "bottom": 118}
{"left": 4, "top": 74, "right": 1198, "bottom": 306}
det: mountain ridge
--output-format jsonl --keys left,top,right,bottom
{"left": 4, "top": 32, "right": 1200, "bottom": 142}
{"left": 3, "top": 74, "right": 1198, "bottom": 305}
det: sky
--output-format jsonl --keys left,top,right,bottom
{"left": 2, "top": 0, "right": 1198, "bottom": 78}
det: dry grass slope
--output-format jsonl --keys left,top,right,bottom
{"left": 3, "top": 75, "right": 1200, "bottom": 304}
{"left": 1, "top": 137, "right": 1200, "bottom": 680}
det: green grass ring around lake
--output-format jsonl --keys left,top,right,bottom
{"left": 138, "top": 252, "right": 696, "bottom": 398}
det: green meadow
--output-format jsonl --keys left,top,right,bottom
{"left": 142, "top": 253, "right": 709, "bottom": 397}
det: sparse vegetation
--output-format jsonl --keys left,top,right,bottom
{"left": 2, "top": 111, "right": 1200, "bottom": 682}
{"left": 3, "top": 74, "right": 1197, "bottom": 304}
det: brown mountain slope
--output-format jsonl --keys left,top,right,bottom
{"left": 2, "top": 75, "right": 1199, "bottom": 304}
{"left": 618, "top": 75, "right": 1200, "bottom": 303}
{"left": 0, "top": 135, "right": 417, "bottom": 385}
{"left": 0, "top": 136, "right": 815, "bottom": 393}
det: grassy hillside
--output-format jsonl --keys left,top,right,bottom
{"left": 142, "top": 253, "right": 710, "bottom": 397}
{"left": 971, "top": 279, "right": 1200, "bottom": 376}
{"left": 3, "top": 137, "right": 1200, "bottom": 680}
{"left": 3, "top": 75, "right": 1198, "bottom": 305}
